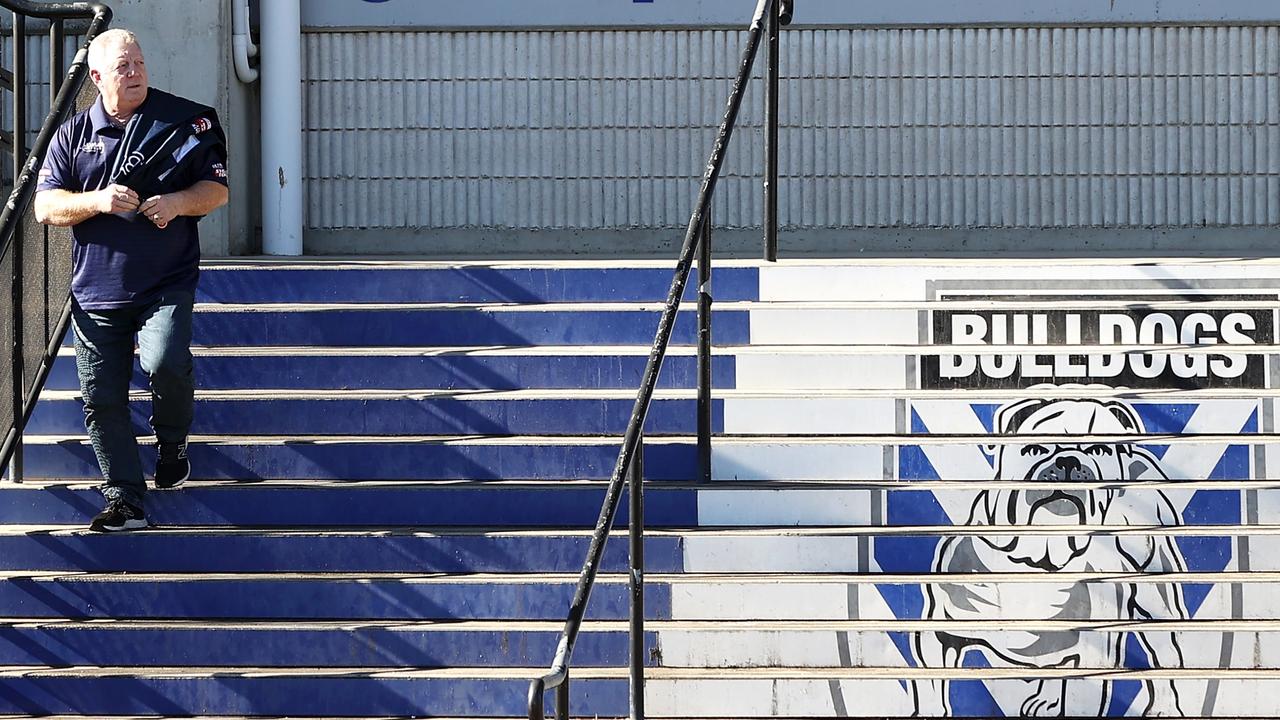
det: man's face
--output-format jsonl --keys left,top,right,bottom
{"left": 91, "top": 40, "right": 148, "bottom": 116}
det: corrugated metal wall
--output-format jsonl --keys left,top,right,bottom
{"left": 303, "top": 27, "right": 1280, "bottom": 231}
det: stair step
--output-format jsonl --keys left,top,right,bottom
{"left": 0, "top": 524, "right": 1267, "bottom": 573}
{"left": 28, "top": 389, "right": 1277, "bottom": 436}
{"left": 0, "top": 571, "right": 1268, "bottom": 621}
{"left": 15, "top": 435, "right": 699, "bottom": 481}
{"left": 0, "top": 665, "right": 1274, "bottom": 717}
{"left": 46, "top": 347, "right": 736, "bottom": 391}
{"left": 0, "top": 479, "right": 1267, "bottom": 528}
{"left": 16, "top": 433, "right": 1275, "bottom": 481}
{"left": 195, "top": 262, "right": 761, "bottom": 304}
{"left": 0, "top": 619, "right": 649, "bottom": 668}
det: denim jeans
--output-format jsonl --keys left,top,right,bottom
{"left": 71, "top": 290, "right": 195, "bottom": 508}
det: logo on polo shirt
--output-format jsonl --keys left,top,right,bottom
{"left": 191, "top": 117, "right": 213, "bottom": 134}
{"left": 212, "top": 162, "right": 226, "bottom": 179}
{"left": 80, "top": 140, "right": 105, "bottom": 154}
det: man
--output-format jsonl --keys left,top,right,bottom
{"left": 34, "top": 28, "right": 228, "bottom": 532}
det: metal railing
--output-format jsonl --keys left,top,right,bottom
{"left": 527, "top": 1, "right": 792, "bottom": 717}
{"left": 0, "top": 0, "right": 112, "bottom": 480}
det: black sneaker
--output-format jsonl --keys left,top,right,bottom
{"left": 155, "top": 441, "right": 190, "bottom": 489}
{"left": 89, "top": 499, "right": 147, "bottom": 532}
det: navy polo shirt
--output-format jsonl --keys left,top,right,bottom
{"left": 37, "top": 93, "right": 228, "bottom": 310}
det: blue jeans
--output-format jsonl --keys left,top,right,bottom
{"left": 71, "top": 290, "right": 195, "bottom": 508}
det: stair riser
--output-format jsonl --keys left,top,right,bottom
{"left": 28, "top": 398, "right": 724, "bottom": 436}
{"left": 2, "top": 484, "right": 1257, "bottom": 530}
{"left": 197, "top": 266, "right": 760, "bottom": 304}
{"left": 2, "top": 676, "right": 1276, "bottom": 717}
{"left": 0, "top": 676, "right": 627, "bottom": 717}
{"left": 17, "top": 441, "right": 698, "bottom": 481}
{"left": 0, "top": 627, "right": 653, "bottom": 668}
{"left": 21, "top": 439, "right": 1270, "bottom": 481}
{"left": 0, "top": 486, "right": 699, "bottom": 527}
{"left": 4, "top": 625, "right": 1277, "bottom": 670}
{"left": 61, "top": 310, "right": 751, "bottom": 348}
{"left": 0, "top": 578, "right": 1265, "bottom": 621}
{"left": 0, "top": 579, "right": 673, "bottom": 620}
{"left": 45, "top": 354, "right": 734, "bottom": 391}
{"left": 0, "top": 531, "right": 1263, "bottom": 574}
{"left": 0, "top": 535, "right": 685, "bottom": 573}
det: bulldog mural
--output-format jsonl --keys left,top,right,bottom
{"left": 910, "top": 398, "right": 1189, "bottom": 717}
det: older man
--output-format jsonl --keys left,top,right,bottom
{"left": 34, "top": 28, "right": 228, "bottom": 531}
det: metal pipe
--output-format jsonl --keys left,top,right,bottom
{"left": 526, "top": 1, "right": 775, "bottom": 717}
{"left": 232, "top": 0, "right": 258, "bottom": 83}
{"left": 696, "top": 201, "right": 712, "bottom": 484}
{"left": 260, "top": 0, "right": 303, "bottom": 255}
{"left": 763, "top": 0, "right": 780, "bottom": 262}
{"left": 9, "top": 10, "right": 26, "bottom": 483}
{"left": 556, "top": 675, "right": 569, "bottom": 720}
{"left": 628, "top": 434, "right": 645, "bottom": 720}
{"left": 49, "top": 19, "right": 62, "bottom": 106}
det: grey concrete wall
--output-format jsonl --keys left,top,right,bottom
{"left": 301, "top": 26, "right": 1280, "bottom": 256}
{"left": 302, "top": 0, "right": 1280, "bottom": 29}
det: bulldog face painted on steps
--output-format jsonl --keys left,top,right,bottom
{"left": 976, "top": 399, "right": 1150, "bottom": 570}
{"left": 911, "top": 397, "right": 1190, "bottom": 718}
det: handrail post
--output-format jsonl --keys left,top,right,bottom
{"left": 763, "top": 0, "right": 780, "bottom": 262}
{"left": 8, "top": 10, "right": 26, "bottom": 483}
{"left": 556, "top": 674, "right": 569, "bottom": 720}
{"left": 696, "top": 202, "right": 712, "bottom": 484}
{"left": 629, "top": 433, "right": 645, "bottom": 720}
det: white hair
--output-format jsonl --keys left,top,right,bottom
{"left": 88, "top": 28, "right": 142, "bottom": 72}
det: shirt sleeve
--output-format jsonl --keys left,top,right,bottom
{"left": 189, "top": 141, "right": 228, "bottom": 188}
{"left": 36, "top": 124, "right": 74, "bottom": 192}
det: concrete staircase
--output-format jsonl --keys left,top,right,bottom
{"left": 2, "top": 257, "right": 1276, "bottom": 717}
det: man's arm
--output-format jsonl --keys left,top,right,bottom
{"left": 35, "top": 185, "right": 140, "bottom": 227}
{"left": 138, "top": 180, "right": 228, "bottom": 229}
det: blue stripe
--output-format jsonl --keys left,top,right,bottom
{"left": 0, "top": 625, "right": 659, "bottom": 668}
{"left": 192, "top": 308, "right": 753, "bottom": 347}
{"left": 0, "top": 485, "right": 701, "bottom": 527}
{"left": 46, "top": 353, "right": 739, "bottom": 391}
{"left": 59, "top": 309, "right": 753, "bottom": 347}
{"left": 0, "top": 577, "right": 674, "bottom": 620}
{"left": 197, "top": 267, "right": 760, "bottom": 304}
{"left": 0, "top": 675, "right": 630, "bottom": 716}
{"left": 0, "top": 533, "right": 686, "bottom": 573}
{"left": 29, "top": 398, "right": 727, "bottom": 436}
{"left": 19, "top": 440, "right": 699, "bottom": 481}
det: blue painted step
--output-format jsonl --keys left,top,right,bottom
{"left": 0, "top": 672, "right": 629, "bottom": 717}
{"left": 0, "top": 483, "right": 699, "bottom": 527}
{"left": 197, "top": 265, "right": 759, "bottom": 303}
{"left": 45, "top": 351, "right": 737, "bottom": 391}
{"left": 0, "top": 622, "right": 654, "bottom": 668}
{"left": 58, "top": 307, "right": 751, "bottom": 347}
{"left": 0, "top": 576, "right": 673, "bottom": 620}
{"left": 28, "top": 396, "right": 724, "bottom": 436}
{"left": 0, "top": 530, "right": 686, "bottom": 573}
{"left": 19, "top": 437, "right": 698, "bottom": 481}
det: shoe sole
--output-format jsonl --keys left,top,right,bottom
{"left": 90, "top": 518, "right": 148, "bottom": 532}
{"left": 155, "top": 467, "right": 190, "bottom": 490}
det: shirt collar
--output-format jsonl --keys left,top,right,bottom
{"left": 89, "top": 93, "right": 151, "bottom": 134}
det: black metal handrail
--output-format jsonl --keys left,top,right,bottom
{"left": 0, "top": 0, "right": 112, "bottom": 479}
{"left": 527, "top": 1, "right": 789, "bottom": 717}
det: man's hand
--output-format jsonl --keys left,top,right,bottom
{"left": 139, "top": 193, "right": 179, "bottom": 229}
{"left": 97, "top": 184, "right": 140, "bottom": 214}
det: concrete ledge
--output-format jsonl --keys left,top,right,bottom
{"left": 303, "top": 227, "right": 1280, "bottom": 260}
